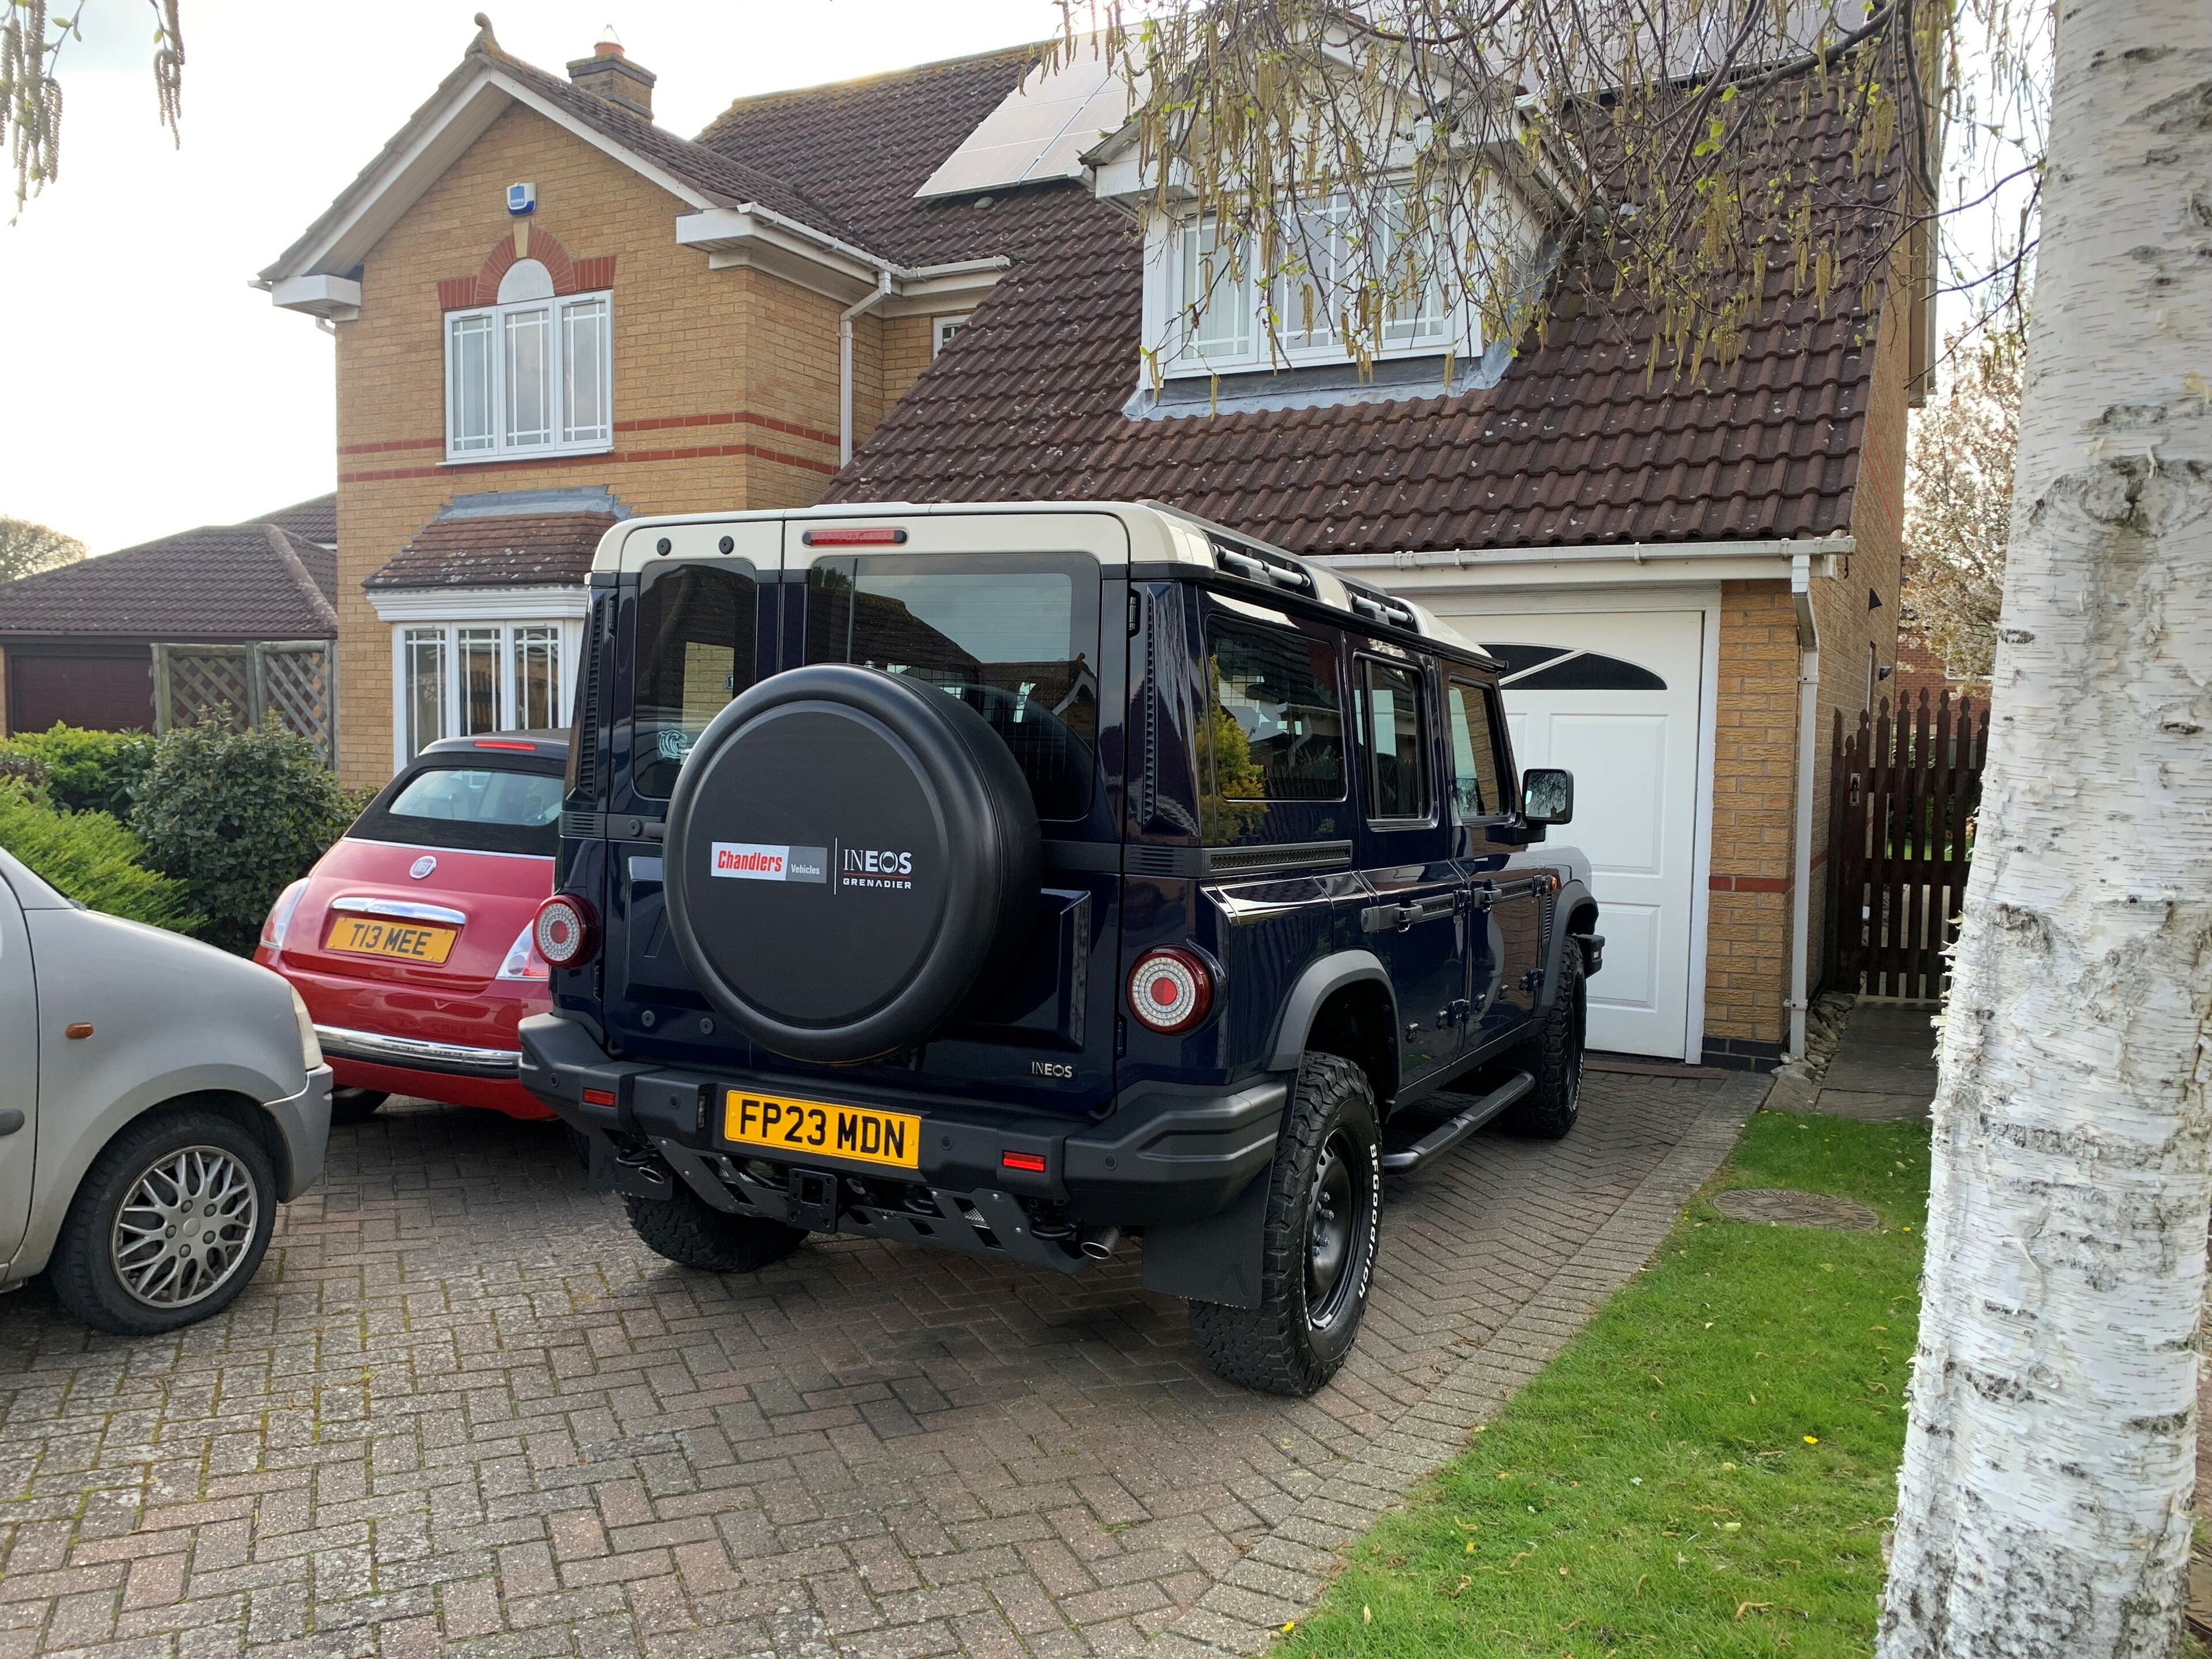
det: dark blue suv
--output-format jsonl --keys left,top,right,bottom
{"left": 519, "top": 502, "right": 1601, "bottom": 1395}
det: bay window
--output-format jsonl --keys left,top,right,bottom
{"left": 445, "top": 260, "right": 612, "bottom": 461}
{"left": 399, "top": 622, "right": 573, "bottom": 756}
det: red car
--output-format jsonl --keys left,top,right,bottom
{"left": 256, "top": 734, "right": 567, "bottom": 1123}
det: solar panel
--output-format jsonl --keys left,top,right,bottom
{"left": 914, "top": 39, "right": 1133, "bottom": 200}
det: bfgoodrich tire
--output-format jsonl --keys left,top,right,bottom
{"left": 1501, "top": 945, "right": 1585, "bottom": 1139}
{"left": 1188, "top": 1052, "right": 1381, "bottom": 1396}
{"left": 47, "top": 1105, "right": 279, "bottom": 1336}
{"left": 623, "top": 1184, "right": 808, "bottom": 1274}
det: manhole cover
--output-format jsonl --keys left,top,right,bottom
{"left": 1709, "top": 1188, "right": 1881, "bottom": 1231}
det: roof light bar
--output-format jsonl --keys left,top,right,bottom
{"left": 802, "top": 527, "right": 908, "bottom": 546}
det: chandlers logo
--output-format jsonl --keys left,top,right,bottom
{"left": 709, "top": 842, "right": 827, "bottom": 883}
{"left": 841, "top": 846, "right": 916, "bottom": 891}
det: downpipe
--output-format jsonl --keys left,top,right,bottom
{"left": 1789, "top": 551, "right": 1823, "bottom": 1062}
{"left": 838, "top": 270, "right": 895, "bottom": 466}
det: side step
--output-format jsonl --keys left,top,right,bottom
{"left": 1380, "top": 1071, "right": 1535, "bottom": 1175}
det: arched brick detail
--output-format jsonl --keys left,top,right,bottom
{"left": 437, "top": 229, "right": 613, "bottom": 309}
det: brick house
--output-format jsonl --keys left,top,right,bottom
{"left": 259, "top": 22, "right": 1922, "bottom": 1069}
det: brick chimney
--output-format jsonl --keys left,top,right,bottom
{"left": 567, "top": 34, "right": 654, "bottom": 120}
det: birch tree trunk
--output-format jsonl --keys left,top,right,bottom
{"left": 1876, "top": 5, "right": 2212, "bottom": 1654}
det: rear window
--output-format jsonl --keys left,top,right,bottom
{"left": 630, "top": 562, "right": 762, "bottom": 799}
{"left": 351, "top": 761, "right": 564, "bottom": 857}
{"left": 803, "top": 552, "right": 1100, "bottom": 819}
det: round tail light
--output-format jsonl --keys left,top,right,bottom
{"left": 1127, "top": 946, "right": 1215, "bottom": 1034}
{"left": 533, "top": 893, "right": 598, "bottom": 968}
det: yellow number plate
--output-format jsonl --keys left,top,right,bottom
{"left": 326, "top": 915, "right": 459, "bottom": 964}
{"left": 723, "top": 1091, "right": 922, "bottom": 1171}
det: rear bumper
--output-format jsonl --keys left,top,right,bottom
{"left": 317, "top": 1024, "right": 519, "bottom": 1078}
{"left": 518, "top": 1013, "right": 1284, "bottom": 1229}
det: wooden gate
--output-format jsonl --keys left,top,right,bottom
{"left": 151, "top": 641, "right": 336, "bottom": 762}
{"left": 1827, "top": 690, "right": 1989, "bottom": 1002}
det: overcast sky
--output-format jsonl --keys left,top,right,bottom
{"left": 0, "top": 1, "right": 1058, "bottom": 555}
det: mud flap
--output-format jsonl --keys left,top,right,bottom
{"left": 1140, "top": 1165, "right": 1271, "bottom": 1309}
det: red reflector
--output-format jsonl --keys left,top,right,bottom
{"left": 582, "top": 1088, "right": 616, "bottom": 1108}
{"left": 801, "top": 526, "right": 908, "bottom": 546}
{"left": 1001, "top": 1150, "right": 1047, "bottom": 1173}
{"left": 473, "top": 738, "right": 537, "bottom": 751}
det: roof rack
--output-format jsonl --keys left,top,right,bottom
{"left": 1206, "top": 535, "right": 1316, "bottom": 596}
{"left": 1338, "top": 577, "right": 1421, "bottom": 633}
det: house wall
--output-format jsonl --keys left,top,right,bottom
{"left": 1804, "top": 304, "right": 1910, "bottom": 992}
{"left": 328, "top": 101, "right": 896, "bottom": 786}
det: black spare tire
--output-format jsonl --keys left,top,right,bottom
{"left": 664, "top": 664, "right": 1041, "bottom": 1063}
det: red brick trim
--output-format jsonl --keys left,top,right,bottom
{"left": 438, "top": 229, "right": 611, "bottom": 310}
{"left": 1709, "top": 873, "right": 1794, "bottom": 893}
{"left": 340, "top": 440, "right": 837, "bottom": 486}
{"left": 338, "top": 436, "right": 444, "bottom": 457}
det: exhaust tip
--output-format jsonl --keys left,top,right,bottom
{"left": 1079, "top": 1225, "right": 1121, "bottom": 1261}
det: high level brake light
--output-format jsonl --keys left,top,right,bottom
{"left": 474, "top": 738, "right": 538, "bottom": 751}
{"left": 533, "top": 893, "right": 598, "bottom": 968}
{"left": 1127, "top": 947, "right": 1215, "bottom": 1035}
{"left": 801, "top": 527, "right": 908, "bottom": 546}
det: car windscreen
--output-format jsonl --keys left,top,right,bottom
{"left": 801, "top": 552, "right": 1101, "bottom": 820}
{"left": 349, "top": 760, "right": 565, "bottom": 857}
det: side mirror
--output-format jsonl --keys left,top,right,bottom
{"left": 1522, "top": 767, "right": 1574, "bottom": 827}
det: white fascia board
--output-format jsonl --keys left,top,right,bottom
{"left": 1319, "top": 537, "right": 1851, "bottom": 592}
{"left": 367, "top": 584, "right": 589, "bottom": 625}
{"left": 270, "top": 273, "right": 363, "bottom": 320}
{"left": 680, "top": 206, "right": 1004, "bottom": 307}
{"left": 263, "top": 68, "right": 716, "bottom": 289}
{"left": 879, "top": 257, "right": 1012, "bottom": 317}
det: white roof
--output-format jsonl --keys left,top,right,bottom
{"left": 914, "top": 37, "right": 1132, "bottom": 200}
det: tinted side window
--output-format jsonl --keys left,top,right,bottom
{"left": 631, "top": 563, "right": 760, "bottom": 799}
{"left": 1446, "top": 680, "right": 1508, "bottom": 818}
{"left": 1357, "top": 658, "right": 1432, "bottom": 823}
{"left": 1205, "top": 623, "right": 1344, "bottom": 794}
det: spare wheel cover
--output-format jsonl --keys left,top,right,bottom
{"left": 663, "top": 664, "right": 1041, "bottom": 1063}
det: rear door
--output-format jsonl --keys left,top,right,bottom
{"left": 1351, "top": 652, "right": 1467, "bottom": 1085}
{"left": 1445, "top": 678, "right": 1547, "bottom": 1048}
{"left": 0, "top": 865, "right": 37, "bottom": 1264}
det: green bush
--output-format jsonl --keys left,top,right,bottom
{"left": 1, "top": 723, "right": 156, "bottom": 816}
{"left": 131, "top": 722, "right": 355, "bottom": 954}
{"left": 0, "top": 747, "right": 47, "bottom": 798}
{"left": 0, "top": 783, "right": 202, "bottom": 934}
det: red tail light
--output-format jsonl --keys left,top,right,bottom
{"left": 1001, "top": 1150, "right": 1048, "bottom": 1172}
{"left": 533, "top": 893, "right": 598, "bottom": 968}
{"left": 1127, "top": 947, "right": 1215, "bottom": 1035}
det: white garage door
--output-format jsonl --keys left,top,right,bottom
{"left": 1435, "top": 607, "right": 1706, "bottom": 1059}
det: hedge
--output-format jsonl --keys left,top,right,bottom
{"left": 0, "top": 724, "right": 156, "bottom": 817}
{"left": 0, "top": 783, "right": 203, "bottom": 934}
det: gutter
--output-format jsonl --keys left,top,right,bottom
{"left": 839, "top": 270, "right": 895, "bottom": 467}
{"left": 1324, "top": 536, "right": 1853, "bottom": 571}
{"left": 1787, "top": 550, "right": 1823, "bottom": 1061}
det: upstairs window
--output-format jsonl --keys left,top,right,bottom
{"left": 1165, "top": 187, "right": 1459, "bottom": 377}
{"left": 445, "top": 258, "right": 612, "bottom": 461}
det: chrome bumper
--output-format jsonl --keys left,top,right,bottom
{"left": 315, "top": 1025, "right": 522, "bottom": 1078}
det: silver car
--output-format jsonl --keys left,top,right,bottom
{"left": 0, "top": 845, "right": 332, "bottom": 1334}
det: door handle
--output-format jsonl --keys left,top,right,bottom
{"left": 0, "top": 1109, "right": 22, "bottom": 1136}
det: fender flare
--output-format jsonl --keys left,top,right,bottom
{"left": 1537, "top": 878, "right": 1601, "bottom": 1018}
{"left": 1264, "top": 949, "right": 1397, "bottom": 1072}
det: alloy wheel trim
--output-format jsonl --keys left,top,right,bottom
{"left": 110, "top": 1145, "right": 260, "bottom": 1310}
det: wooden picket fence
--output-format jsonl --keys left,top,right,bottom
{"left": 1827, "top": 690, "right": 1989, "bottom": 1003}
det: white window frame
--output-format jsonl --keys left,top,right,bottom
{"left": 932, "top": 314, "right": 972, "bottom": 357}
{"left": 369, "top": 587, "right": 590, "bottom": 768}
{"left": 1146, "top": 183, "right": 1482, "bottom": 381}
{"left": 444, "top": 286, "right": 615, "bottom": 464}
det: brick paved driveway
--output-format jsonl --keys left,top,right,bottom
{"left": 0, "top": 1069, "right": 1759, "bottom": 1659}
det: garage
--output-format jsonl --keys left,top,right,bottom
{"left": 1429, "top": 602, "right": 1710, "bottom": 1061}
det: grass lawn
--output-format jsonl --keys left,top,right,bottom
{"left": 1279, "top": 1108, "right": 1931, "bottom": 1658}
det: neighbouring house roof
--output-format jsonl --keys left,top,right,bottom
{"left": 255, "top": 493, "right": 338, "bottom": 549}
{"left": 829, "top": 79, "right": 1899, "bottom": 555}
{"left": 370, "top": 506, "right": 621, "bottom": 591}
{"left": 0, "top": 520, "right": 339, "bottom": 642}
